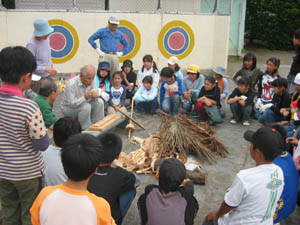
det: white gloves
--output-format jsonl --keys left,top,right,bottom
{"left": 116, "top": 52, "right": 123, "bottom": 57}
{"left": 96, "top": 48, "right": 105, "bottom": 57}
{"left": 259, "top": 103, "right": 273, "bottom": 113}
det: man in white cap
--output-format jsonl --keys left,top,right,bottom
{"left": 88, "top": 15, "right": 129, "bottom": 75}
{"left": 26, "top": 18, "right": 57, "bottom": 99}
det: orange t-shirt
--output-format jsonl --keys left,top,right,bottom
{"left": 217, "top": 79, "right": 226, "bottom": 101}
{"left": 30, "top": 184, "right": 115, "bottom": 225}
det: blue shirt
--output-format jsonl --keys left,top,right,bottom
{"left": 273, "top": 152, "right": 299, "bottom": 223}
{"left": 88, "top": 27, "right": 129, "bottom": 54}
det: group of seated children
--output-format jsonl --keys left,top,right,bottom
{"left": 32, "top": 115, "right": 299, "bottom": 225}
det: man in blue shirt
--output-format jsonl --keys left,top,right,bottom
{"left": 88, "top": 15, "right": 129, "bottom": 75}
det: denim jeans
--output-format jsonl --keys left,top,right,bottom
{"left": 136, "top": 98, "right": 158, "bottom": 114}
{"left": 182, "top": 92, "right": 198, "bottom": 115}
{"left": 285, "top": 124, "right": 300, "bottom": 138}
{"left": 161, "top": 94, "right": 181, "bottom": 116}
{"left": 230, "top": 102, "right": 252, "bottom": 122}
{"left": 119, "top": 189, "right": 136, "bottom": 218}
{"left": 258, "top": 108, "right": 284, "bottom": 125}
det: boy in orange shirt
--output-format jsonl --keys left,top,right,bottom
{"left": 30, "top": 133, "right": 115, "bottom": 225}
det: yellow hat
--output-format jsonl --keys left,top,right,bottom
{"left": 187, "top": 64, "right": 200, "bottom": 74}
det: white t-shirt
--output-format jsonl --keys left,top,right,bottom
{"left": 163, "top": 81, "right": 179, "bottom": 98}
{"left": 261, "top": 74, "right": 277, "bottom": 103}
{"left": 137, "top": 67, "right": 160, "bottom": 88}
{"left": 218, "top": 164, "right": 284, "bottom": 225}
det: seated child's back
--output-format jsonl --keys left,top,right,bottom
{"left": 88, "top": 133, "right": 136, "bottom": 225}
{"left": 138, "top": 158, "right": 198, "bottom": 225}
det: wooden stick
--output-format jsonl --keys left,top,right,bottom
{"left": 128, "top": 99, "right": 135, "bottom": 138}
{"left": 113, "top": 106, "right": 146, "bottom": 130}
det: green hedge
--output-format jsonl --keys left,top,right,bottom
{"left": 245, "top": 0, "right": 300, "bottom": 50}
{"left": 1, "top": 0, "right": 15, "bottom": 9}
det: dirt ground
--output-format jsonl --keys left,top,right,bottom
{"left": 1, "top": 48, "right": 299, "bottom": 224}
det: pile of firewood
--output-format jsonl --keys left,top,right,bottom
{"left": 114, "top": 112, "right": 228, "bottom": 177}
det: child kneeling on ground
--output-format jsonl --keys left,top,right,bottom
{"left": 196, "top": 76, "right": 223, "bottom": 125}
{"left": 138, "top": 158, "right": 199, "bottom": 225}
{"left": 258, "top": 78, "right": 291, "bottom": 125}
{"left": 134, "top": 75, "right": 158, "bottom": 115}
{"left": 227, "top": 78, "right": 254, "bottom": 126}
{"left": 31, "top": 133, "right": 115, "bottom": 225}
{"left": 88, "top": 133, "right": 137, "bottom": 225}
{"left": 160, "top": 67, "right": 182, "bottom": 116}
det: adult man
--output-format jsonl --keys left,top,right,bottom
{"left": 26, "top": 18, "right": 57, "bottom": 99}
{"left": 61, "top": 65, "right": 105, "bottom": 130}
{"left": 34, "top": 77, "right": 58, "bottom": 129}
{"left": 88, "top": 15, "right": 129, "bottom": 74}
{"left": 0, "top": 46, "right": 50, "bottom": 225}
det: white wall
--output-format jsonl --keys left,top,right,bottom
{"left": 0, "top": 11, "right": 230, "bottom": 73}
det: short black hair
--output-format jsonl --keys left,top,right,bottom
{"left": 61, "top": 133, "right": 103, "bottom": 181}
{"left": 272, "top": 78, "right": 288, "bottom": 88}
{"left": 97, "top": 132, "right": 122, "bottom": 163}
{"left": 294, "top": 29, "right": 300, "bottom": 39}
{"left": 266, "top": 124, "right": 287, "bottom": 153}
{"left": 266, "top": 57, "right": 280, "bottom": 75}
{"left": 159, "top": 158, "right": 186, "bottom": 193}
{"left": 237, "top": 77, "right": 250, "bottom": 86}
{"left": 39, "top": 77, "right": 57, "bottom": 97}
{"left": 112, "top": 71, "right": 123, "bottom": 81}
{"left": 53, "top": 117, "right": 82, "bottom": 147}
{"left": 160, "top": 67, "right": 174, "bottom": 78}
{"left": 142, "top": 75, "right": 153, "bottom": 85}
{"left": 143, "top": 54, "right": 153, "bottom": 62}
{"left": 0, "top": 46, "right": 37, "bottom": 84}
{"left": 205, "top": 76, "right": 216, "bottom": 84}
{"left": 243, "top": 53, "right": 257, "bottom": 70}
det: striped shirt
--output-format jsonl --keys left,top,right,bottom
{"left": 0, "top": 84, "right": 47, "bottom": 181}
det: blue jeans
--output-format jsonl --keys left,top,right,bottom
{"left": 258, "top": 108, "right": 284, "bottom": 125}
{"left": 220, "top": 100, "right": 226, "bottom": 118}
{"left": 182, "top": 92, "right": 198, "bottom": 115}
{"left": 119, "top": 189, "right": 136, "bottom": 218}
{"left": 136, "top": 98, "right": 158, "bottom": 114}
{"left": 162, "top": 94, "right": 181, "bottom": 116}
{"left": 285, "top": 124, "right": 300, "bottom": 138}
{"left": 230, "top": 102, "right": 252, "bottom": 122}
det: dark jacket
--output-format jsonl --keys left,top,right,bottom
{"left": 233, "top": 68, "right": 264, "bottom": 93}
{"left": 88, "top": 166, "right": 136, "bottom": 225}
{"left": 270, "top": 91, "right": 291, "bottom": 118}
{"left": 289, "top": 47, "right": 300, "bottom": 77}
{"left": 198, "top": 86, "right": 221, "bottom": 107}
{"left": 228, "top": 88, "right": 255, "bottom": 107}
{"left": 137, "top": 182, "right": 198, "bottom": 225}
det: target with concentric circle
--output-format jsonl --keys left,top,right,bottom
{"left": 158, "top": 21, "right": 194, "bottom": 59}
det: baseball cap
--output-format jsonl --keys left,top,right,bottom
{"left": 108, "top": 15, "right": 120, "bottom": 25}
{"left": 187, "top": 64, "right": 200, "bottom": 74}
{"left": 212, "top": 66, "right": 225, "bottom": 77}
{"left": 294, "top": 73, "right": 300, "bottom": 85}
{"left": 32, "top": 74, "right": 41, "bottom": 81}
{"left": 159, "top": 158, "right": 186, "bottom": 193}
{"left": 244, "top": 127, "right": 283, "bottom": 160}
{"left": 98, "top": 61, "right": 110, "bottom": 71}
{"left": 122, "top": 59, "right": 133, "bottom": 68}
{"left": 167, "top": 56, "right": 179, "bottom": 65}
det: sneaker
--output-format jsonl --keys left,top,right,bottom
{"left": 243, "top": 121, "right": 250, "bottom": 126}
{"left": 230, "top": 119, "right": 237, "bottom": 124}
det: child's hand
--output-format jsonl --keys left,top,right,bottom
{"left": 205, "top": 211, "right": 218, "bottom": 222}
{"left": 181, "top": 178, "right": 191, "bottom": 186}
{"left": 280, "top": 121, "right": 289, "bottom": 126}
{"left": 206, "top": 101, "right": 212, "bottom": 107}
{"left": 286, "top": 137, "right": 299, "bottom": 146}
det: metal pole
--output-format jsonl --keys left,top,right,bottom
{"left": 72, "top": 0, "right": 79, "bottom": 11}
{"left": 213, "top": 0, "right": 218, "bottom": 14}
{"left": 105, "top": 0, "right": 109, "bottom": 10}
{"left": 157, "top": 0, "right": 162, "bottom": 10}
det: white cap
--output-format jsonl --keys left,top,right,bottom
{"left": 167, "top": 56, "right": 179, "bottom": 65}
{"left": 32, "top": 74, "right": 41, "bottom": 81}
{"left": 108, "top": 16, "right": 120, "bottom": 25}
{"left": 295, "top": 73, "right": 300, "bottom": 85}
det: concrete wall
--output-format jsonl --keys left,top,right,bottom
{"left": 0, "top": 11, "right": 230, "bottom": 73}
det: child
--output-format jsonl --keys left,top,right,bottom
{"left": 203, "top": 127, "right": 284, "bottom": 225}
{"left": 267, "top": 124, "right": 299, "bottom": 224}
{"left": 233, "top": 53, "right": 263, "bottom": 93}
{"left": 107, "top": 72, "right": 127, "bottom": 115}
{"left": 167, "top": 56, "right": 183, "bottom": 80}
{"left": 213, "top": 66, "right": 228, "bottom": 118}
{"left": 282, "top": 73, "right": 300, "bottom": 138}
{"left": 258, "top": 78, "right": 291, "bottom": 125}
{"left": 88, "top": 133, "right": 136, "bottom": 225}
{"left": 42, "top": 117, "right": 82, "bottom": 186}
{"left": 138, "top": 158, "right": 199, "bottom": 225}
{"left": 121, "top": 59, "right": 137, "bottom": 102}
{"left": 196, "top": 76, "right": 223, "bottom": 125}
{"left": 227, "top": 78, "right": 254, "bottom": 126}
{"left": 255, "top": 57, "right": 281, "bottom": 118}
{"left": 160, "top": 67, "right": 182, "bottom": 116}
{"left": 182, "top": 64, "right": 204, "bottom": 114}
{"left": 134, "top": 76, "right": 158, "bottom": 115}
{"left": 95, "top": 61, "right": 111, "bottom": 93}
{"left": 30, "top": 133, "right": 115, "bottom": 225}
{"left": 137, "top": 54, "right": 160, "bottom": 88}
{"left": 287, "top": 29, "right": 300, "bottom": 94}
